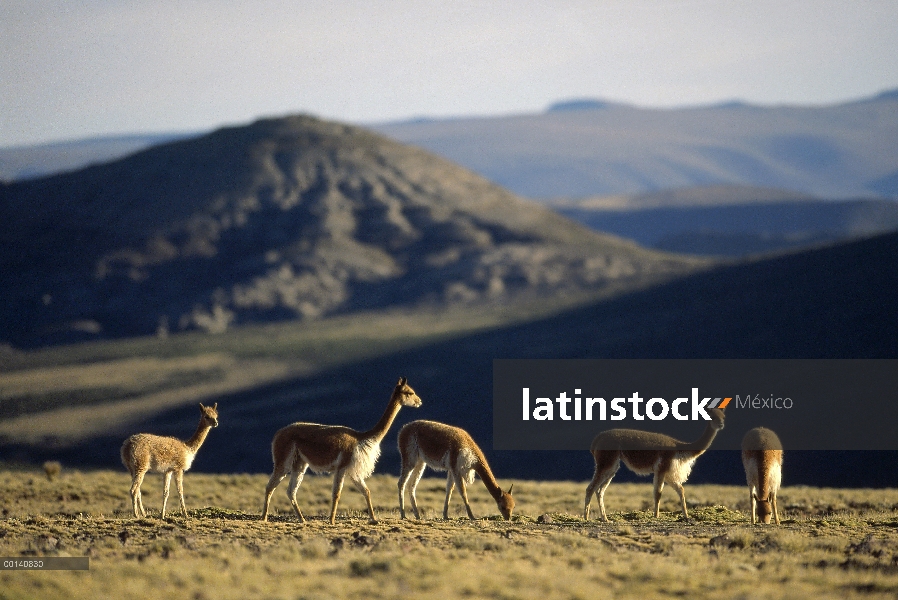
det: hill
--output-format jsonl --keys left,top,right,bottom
{"left": 3, "top": 232, "right": 895, "bottom": 486}
{"left": 372, "top": 91, "right": 898, "bottom": 199}
{"left": 0, "top": 115, "right": 695, "bottom": 347}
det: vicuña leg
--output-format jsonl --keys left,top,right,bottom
{"left": 672, "top": 481, "right": 688, "bottom": 520}
{"left": 584, "top": 454, "right": 618, "bottom": 522}
{"left": 652, "top": 474, "right": 665, "bottom": 518}
{"left": 130, "top": 470, "right": 148, "bottom": 518}
{"left": 583, "top": 473, "right": 603, "bottom": 521}
{"left": 399, "top": 462, "right": 426, "bottom": 519}
{"left": 772, "top": 492, "right": 780, "bottom": 525}
{"left": 584, "top": 471, "right": 616, "bottom": 522}
{"left": 398, "top": 461, "right": 423, "bottom": 519}
{"left": 261, "top": 466, "right": 288, "bottom": 522}
{"left": 351, "top": 477, "right": 377, "bottom": 524}
{"left": 455, "top": 473, "right": 476, "bottom": 520}
{"left": 161, "top": 470, "right": 173, "bottom": 519}
{"left": 176, "top": 470, "right": 187, "bottom": 518}
{"left": 286, "top": 464, "right": 309, "bottom": 522}
{"left": 329, "top": 469, "right": 347, "bottom": 525}
{"left": 596, "top": 475, "right": 616, "bottom": 522}
{"left": 407, "top": 463, "right": 425, "bottom": 519}
{"left": 398, "top": 465, "right": 411, "bottom": 519}
{"left": 443, "top": 476, "right": 455, "bottom": 519}
{"left": 749, "top": 489, "right": 757, "bottom": 524}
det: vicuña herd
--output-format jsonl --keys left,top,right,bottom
{"left": 121, "top": 380, "right": 783, "bottom": 524}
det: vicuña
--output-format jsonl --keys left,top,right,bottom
{"left": 121, "top": 403, "right": 219, "bottom": 519}
{"left": 584, "top": 408, "right": 725, "bottom": 521}
{"left": 398, "top": 420, "right": 515, "bottom": 520}
{"left": 741, "top": 426, "right": 783, "bottom": 524}
{"left": 262, "top": 377, "right": 422, "bottom": 524}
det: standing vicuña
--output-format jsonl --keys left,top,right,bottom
{"left": 121, "top": 403, "right": 219, "bottom": 519}
{"left": 262, "top": 377, "right": 422, "bottom": 525}
{"left": 742, "top": 427, "right": 783, "bottom": 524}
{"left": 584, "top": 408, "right": 725, "bottom": 521}
{"left": 397, "top": 420, "right": 515, "bottom": 520}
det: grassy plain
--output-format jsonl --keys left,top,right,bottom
{"left": 1, "top": 468, "right": 897, "bottom": 600}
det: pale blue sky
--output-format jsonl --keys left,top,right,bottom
{"left": 2, "top": 0, "right": 897, "bottom": 147}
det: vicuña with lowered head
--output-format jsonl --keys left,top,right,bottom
{"left": 262, "top": 377, "right": 422, "bottom": 525}
{"left": 398, "top": 420, "right": 515, "bottom": 520}
{"left": 584, "top": 407, "right": 725, "bottom": 521}
{"left": 742, "top": 426, "right": 783, "bottom": 524}
{"left": 121, "top": 402, "right": 219, "bottom": 519}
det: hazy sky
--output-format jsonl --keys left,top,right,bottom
{"left": 2, "top": 0, "right": 897, "bottom": 147}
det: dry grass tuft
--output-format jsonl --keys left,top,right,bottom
{"left": 42, "top": 460, "right": 62, "bottom": 481}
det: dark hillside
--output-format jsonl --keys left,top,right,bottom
{"left": 558, "top": 197, "right": 898, "bottom": 257}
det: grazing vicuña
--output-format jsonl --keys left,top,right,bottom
{"left": 584, "top": 408, "right": 725, "bottom": 521}
{"left": 262, "top": 377, "right": 422, "bottom": 525}
{"left": 120, "top": 403, "right": 219, "bottom": 519}
{"left": 742, "top": 426, "right": 783, "bottom": 524}
{"left": 398, "top": 420, "right": 514, "bottom": 520}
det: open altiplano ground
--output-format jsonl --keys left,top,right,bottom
{"left": 1, "top": 468, "right": 898, "bottom": 599}
{"left": 2, "top": 307, "right": 898, "bottom": 599}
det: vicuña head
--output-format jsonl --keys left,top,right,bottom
{"left": 120, "top": 402, "right": 219, "bottom": 519}
{"left": 262, "top": 377, "right": 422, "bottom": 525}
{"left": 398, "top": 419, "right": 515, "bottom": 521}
{"left": 585, "top": 407, "right": 725, "bottom": 522}
{"left": 741, "top": 426, "right": 783, "bottom": 525}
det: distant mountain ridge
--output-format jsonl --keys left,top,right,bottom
{"left": 4, "top": 90, "right": 897, "bottom": 201}
{"left": 372, "top": 90, "right": 898, "bottom": 199}
{"left": 0, "top": 133, "right": 196, "bottom": 182}
{"left": 0, "top": 115, "right": 695, "bottom": 347}
{"left": 546, "top": 99, "right": 617, "bottom": 112}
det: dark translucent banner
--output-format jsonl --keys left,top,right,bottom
{"left": 1, "top": 557, "right": 89, "bottom": 570}
{"left": 493, "top": 359, "right": 898, "bottom": 451}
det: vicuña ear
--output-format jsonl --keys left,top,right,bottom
{"left": 213, "top": 402, "right": 218, "bottom": 410}
{"left": 507, "top": 484, "right": 514, "bottom": 495}
{"left": 752, "top": 492, "right": 760, "bottom": 501}
{"left": 398, "top": 376, "right": 407, "bottom": 386}
{"left": 199, "top": 403, "right": 205, "bottom": 410}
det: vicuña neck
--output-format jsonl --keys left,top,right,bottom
{"left": 473, "top": 455, "right": 504, "bottom": 501}
{"left": 361, "top": 396, "right": 402, "bottom": 442}
{"left": 679, "top": 423, "right": 720, "bottom": 457}
{"left": 186, "top": 421, "right": 213, "bottom": 453}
